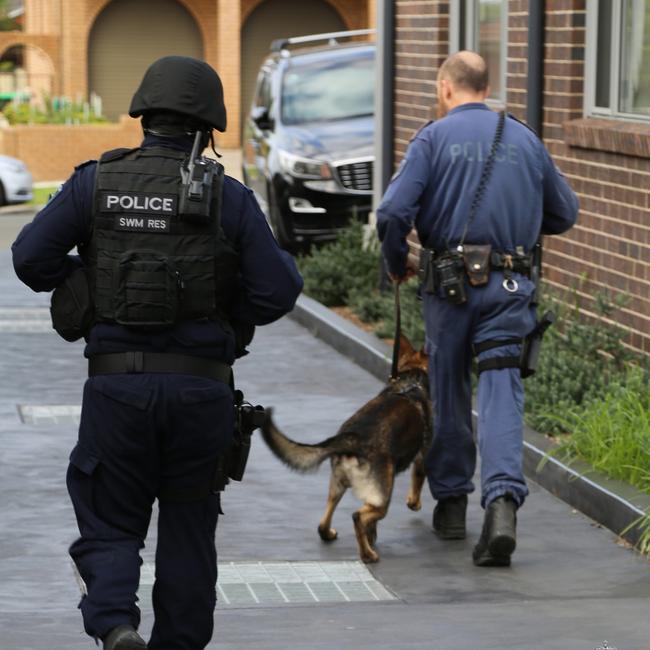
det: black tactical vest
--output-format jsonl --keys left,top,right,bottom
{"left": 81, "top": 146, "right": 239, "bottom": 330}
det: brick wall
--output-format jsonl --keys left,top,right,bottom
{"left": 393, "top": 0, "right": 650, "bottom": 355}
{"left": 0, "top": 116, "right": 142, "bottom": 182}
{"left": 393, "top": 1, "right": 447, "bottom": 161}
{"left": 541, "top": 1, "right": 650, "bottom": 355}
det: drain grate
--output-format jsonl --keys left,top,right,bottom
{"left": 76, "top": 561, "right": 397, "bottom": 608}
{"left": 212, "top": 561, "right": 396, "bottom": 606}
{"left": 18, "top": 404, "right": 81, "bottom": 426}
{"left": 0, "top": 307, "right": 51, "bottom": 333}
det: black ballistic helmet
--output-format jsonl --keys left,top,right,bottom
{"left": 129, "top": 56, "right": 227, "bottom": 132}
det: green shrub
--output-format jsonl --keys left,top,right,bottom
{"left": 297, "top": 223, "right": 380, "bottom": 307}
{"left": 349, "top": 279, "right": 425, "bottom": 350}
{"left": 297, "top": 223, "right": 425, "bottom": 348}
{"left": 2, "top": 96, "right": 107, "bottom": 125}
{"left": 525, "top": 290, "right": 640, "bottom": 435}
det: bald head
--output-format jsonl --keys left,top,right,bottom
{"left": 436, "top": 51, "right": 490, "bottom": 117}
{"left": 438, "top": 51, "right": 489, "bottom": 94}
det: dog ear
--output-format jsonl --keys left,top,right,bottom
{"left": 415, "top": 350, "right": 428, "bottom": 368}
{"left": 398, "top": 334, "right": 415, "bottom": 360}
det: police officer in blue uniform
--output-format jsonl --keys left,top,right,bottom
{"left": 12, "top": 56, "right": 303, "bottom": 649}
{"left": 376, "top": 51, "right": 578, "bottom": 567}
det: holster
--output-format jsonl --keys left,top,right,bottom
{"left": 50, "top": 267, "right": 94, "bottom": 342}
{"left": 462, "top": 244, "right": 492, "bottom": 287}
{"left": 212, "top": 391, "right": 266, "bottom": 492}
{"left": 520, "top": 311, "right": 556, "bottom": 378}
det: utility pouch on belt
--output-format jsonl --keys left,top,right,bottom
{"left": 462, "top": 244, "right": 492, "bottom": 287}
{"left": 50, "top": 267, "right": 94, "bottom": 341}
{"left": 113, "top": 250, "right": 181, "bottom": 330}
{"left": 436, "top": 253, "right": 467, "bottom": 304}
{"left": 520, "top": 310, "right": 555, "bottom": 378}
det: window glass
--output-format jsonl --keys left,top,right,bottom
{"left": 451, "top": 1, "right": 506, "bottom": 100}
{"left": 255, "top": 73, "right": 271, "bottom": 109}
{"left": 595, "top": 0, "right": 613, "bottom": 108}
{"left": 476, "top": 0, "right": 504, "bottom": 100}
{"left": 620, "top": 0, "right": 650, "bottom": 115}
{"left": 281, "top": 54, "right": 374, "bottom": 125}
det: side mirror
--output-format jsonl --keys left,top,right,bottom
{"left": 251, "top": 106, "right": 274, "bottom": 131}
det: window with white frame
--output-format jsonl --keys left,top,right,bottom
{"left": 449, "top": 0, "right": 508, "bottom": 103}
{"left": 586, "top": 0, "right": 650, "bottom": 120}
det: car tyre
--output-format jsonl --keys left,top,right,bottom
{"left": 268, "top": 185, "right": 296, "bottom": 253}
{"left": 0, "top": 182, "right": 6, "bottom": 207}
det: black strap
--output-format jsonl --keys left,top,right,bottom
{"left": 458, "top": 110, "right": 506, "bottom": 249}
{"left": 477, "top": 356, "right": 521, "bottom": 375}
{"left": 473, "top": 337, "right": 523, "bottom": 355}
{"left": 390, "top": 281, "right": 401, "bottom": 380}
{"left": 89, "top": 352, "right": 233, "bottom": 384}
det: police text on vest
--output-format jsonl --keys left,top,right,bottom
{"left": 102, "top": 191, "right": 178, "bottom": 215}
{"left": 114, "top": 215, "right": 171, "bottom": 233}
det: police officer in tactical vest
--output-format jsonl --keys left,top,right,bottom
{"left": 377, "top": 51, "right": 578, "bottom": 567}
{"left": 12, "top": 56, "right": 303, "bottom": 649}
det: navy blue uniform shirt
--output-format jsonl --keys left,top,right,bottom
{"left": 377, "top": 103, "right": 579, "bottom": 277}
{"left": 12, "top": 135, "right": 303, "bottom": 363}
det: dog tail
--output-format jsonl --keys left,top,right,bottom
{"left": 260, "top": 408, "right": 333, "bottom": 473}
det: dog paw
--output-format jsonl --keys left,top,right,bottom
{"left": 318, "top": 526, "right": 338, "bottom": 542}
{"left": 406, "top": 496, "right": 422, "bottom": 511}
{"left": 360, "top": 548, "right": 379, "bottom": 564}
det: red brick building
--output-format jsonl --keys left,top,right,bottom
{"left": 381, "top": 1, "right": 650, "bottom": 354}
{"left": 0, "top": 0, "right": 374, "bottom": 148}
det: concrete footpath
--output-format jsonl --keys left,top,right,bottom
{"left": 1, "top": 235, "right": 649, "bottom": 649}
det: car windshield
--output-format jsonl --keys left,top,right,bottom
{"left": 281, "top": 53, "right": 374, "bottom": 125}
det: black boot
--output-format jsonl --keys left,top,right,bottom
{"left": 472, "top": 494, "right": 517, "bottom": 567}
{"left": 432, "top": 494, "right": 467, "bottom": 539}
{"left": 103, "top": 625, "right": 147, "bottom": 650}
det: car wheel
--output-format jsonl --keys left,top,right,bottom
{"left": 268, "top": 185, "right": 296, "bottom": 253}
{"left": 0, "top": 182, "right": 6, "bottom": 207}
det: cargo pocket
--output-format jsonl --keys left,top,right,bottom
{"left": 67, "top": 443, "right": 101, "bottom": 530}
{"left": 93, "top": 379, "right": 152, "bottom": 411}
{"left": 174, "top": 381, "right": 234, "bottom": 466}
{"left": 179, "top": 384, "right": 231, "bottom": 406}
{"left": 69, "top": 443, "right": 100, "bottom": 475}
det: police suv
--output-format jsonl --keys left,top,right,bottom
{"left": 242, "top": 30, "right": 375, "bottom": 251}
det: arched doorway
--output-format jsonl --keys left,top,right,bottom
{"left": 88, "top": 0, "right": 203, "bottom": 121}
{"left": 0, "top": 43, "right": 55, "bottom": 107}
{"left": 241, "top": 0, "right": 346, "bottom": 132}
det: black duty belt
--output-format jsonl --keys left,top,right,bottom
{"left": 488, "top": 251, "right": 532, "bottom": 276}
{"left": 427, "top": 249, "right": 532, "bottom": 276}
{"left": 88, "top": 351, "right": 233, "bottom": 384}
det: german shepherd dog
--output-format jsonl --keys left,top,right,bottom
{"left": 260, "top": 335, "right": 432, "bottom": 563}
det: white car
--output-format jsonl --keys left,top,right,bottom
{"left": 0, "top": 155, "right": 33, "bottom": 205}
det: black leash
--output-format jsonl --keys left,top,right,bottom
{"left": 390, "top": 280, "right": 401, "bottom": 380}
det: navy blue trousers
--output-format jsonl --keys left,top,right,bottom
{"left": 67, "top": 373, "right": 234, "bottom": 649}
{"left": 423, "top": 272, "right": 537, "bottom": 508}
